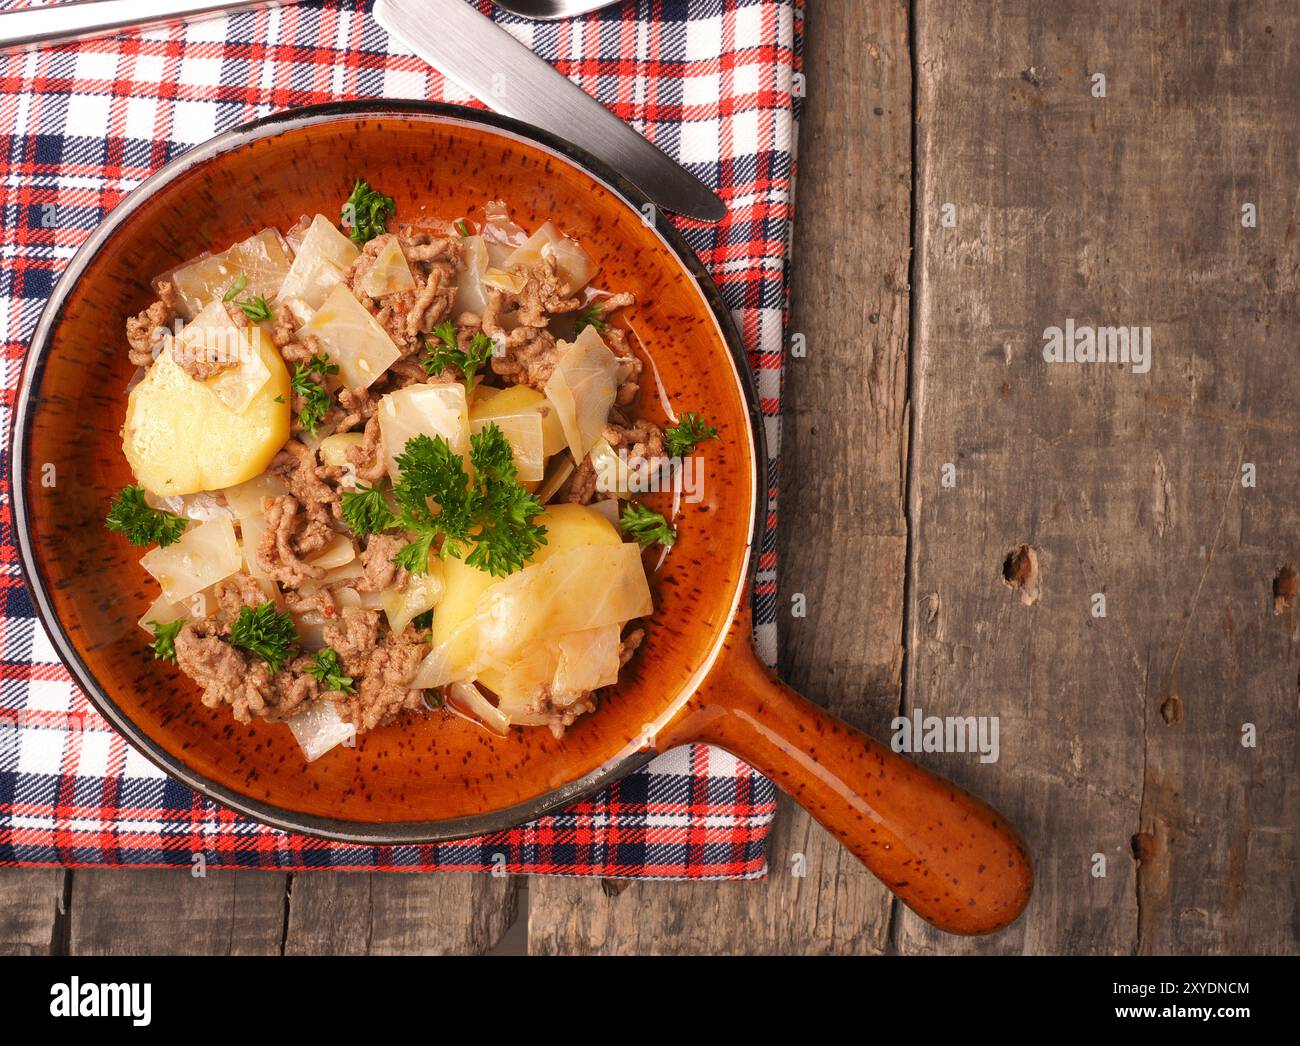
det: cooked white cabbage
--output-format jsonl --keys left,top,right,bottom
{"left": 288, "top": 699, "right": 356, "bottom": 762}
{"left": 300, "top": 283, "right": 401, "bottom": 389}
{"left": 219, "top": 473, "right": 288, "bottom": 519}
{"left": 475, "top": 543, "right": 651, "bottom": 666}
{"left": 453, "top": 235, "right": 490, "bottom": 316}
{"left": 357, "top": 236, "right": 415, "bottom": 298}
{"left": 380, "top": 562, "right": 445, "bottom": 634}
{"left": 543, "top": 326, "right": 620, "bottom": 461}
{"left": 140, "top": 516, "right": 242, "bottom": 604}
{"left": 377, "top": 382, "right": 470, "bottom": 481}
{"left": 167, "top": 228, "right": 293, "bottom": 319}
{"left": 277, "top": 214, "right": 360, "bottom": 312}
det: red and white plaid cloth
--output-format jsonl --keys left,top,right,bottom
{"left": 0, "top": 0, "right": 801, "bottom": 877}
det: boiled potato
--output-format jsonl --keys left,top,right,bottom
{"left": 469, "top": 383, "right": 567, "bottom": 459}
{"left": 431, "top": 503, "right": 621, "bottom": 684}
{"left": 123, "top": 330, "right": 290, "bottom": 496}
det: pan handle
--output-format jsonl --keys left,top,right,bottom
{"left": 659, "top": 610, "right": 1033, "bottom": 936}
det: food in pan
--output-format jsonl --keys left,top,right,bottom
{"left": 105, "top": 182, "right": 717, "bottom": 760}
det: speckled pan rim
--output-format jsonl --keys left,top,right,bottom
{"left": 9, "top": 100, "right": 768, "bottom": 846}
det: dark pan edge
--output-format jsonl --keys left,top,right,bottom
{"left": 9, "top": 99, "right": 769, "bottom": 845}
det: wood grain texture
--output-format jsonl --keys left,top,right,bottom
{"left": 903, "top": 0, "right": 1299, "bottom": 955}
{"left": 527, "top": 0, "right": 914, "bottom": 955}
{"left": 68, "top": 871, "right": 286, "bottom": 955}
{"left": 284, "top": 873, "right": 519, "bottom": 955}
{"left": 0, "top": 870, "right": 66, "bottom": 956}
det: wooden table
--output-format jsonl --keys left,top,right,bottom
{"left": 2, "top": 1, "right": 1297, "bottom": 956}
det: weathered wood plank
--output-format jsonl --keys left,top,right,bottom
{"left": 0, "top": 869, "right": 66, "bottom": 956}
{"left": 68, "top": 870, "right": 286, "bottom": 955}
{"left": 904, "top": 0, "right": 1299, "bottom": 955}
{"left": 284, "top": 873, "right": 519, "bottom": 955}
{"left": 527, "top": 0, "right": 913, "bottom": 955}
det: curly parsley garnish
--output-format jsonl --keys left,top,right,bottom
{"left": 341, "top": 179, "right": 395, "bottom": 246}
{"left": 664, "top": 412, "right": 718, "bottom": 457}
{"left": 390, "top": 425, "right": 547, "bottom": 578}
{"left": 619, "top": 502, "right": 676, "bottom": 549}
{"left": 228, "top": 601, "right": 298, "bottom": 675}
{"left": 105, "top": 485, "right": 188, "bottom": 548}
{"left": 305, "top": 647, "right": 355, "bottom": 695}
{"left": 290, "top": 352, "right": 338, "bottom": 437}
{"left": 340, "top": 483, "right": 394, "bottom": 537}
{"left": 574, "top": 303, "right": 605, "bottom": 334}
{"left": 147, "top": 619, "right": 185, "bottom": 664}
{"left": 421, "top": 320, "right": 494, "bottom": 393}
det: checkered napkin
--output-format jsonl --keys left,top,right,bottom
{"left": 0, "top": 0, "right": 801, "bottom": 877}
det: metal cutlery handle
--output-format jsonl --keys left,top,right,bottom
{"left": 0, "top": 0, "right": 273, "bottom": 50}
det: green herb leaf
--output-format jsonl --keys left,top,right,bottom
{"left": 305, "top": 646, "right": 356, "bottom": 695}
{"left": 147, "top": 619, "right": 185, "bottom": 664}
{"left": 105, "top": 485, "right": 188, "bottom": 548}
{"left": 421, "top": 321, "right": 494, "bottom": 393}
{"left": 663, "top": 412, "right": 719, "bottom": 457}
{"left": 455, "top": 219, "right": 470, "bottom": 237}
{"left": 228, "top": 601, "right": 298, "bottom": 675}
{"left": 341, "top": 179, "right": 396, "bottom": 246}
{"left": 574, "top": 303, "right": 605, "bottom": 334}
{"left": 619, "top": 502, "right": 676, "bottom": 549}
{"left": 222, "top": 272, "right": 248, "bottom": 302}
{"left": 410, "top": 609, "right": 434, "bottom": 631}
{"left": 390, "top": 425, "right": 547, "bottom": 578}
{"left": 340, "top": 483, "right": 394, "bottom": 537}
{"left": 237, "top": 295, "right": 273, "bottom": 323}
{"left": 290, "top": 352, "right": 338, "bottom": 437}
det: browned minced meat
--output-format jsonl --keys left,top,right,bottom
{"left": 605, "top": 418, "right": 665, "bottom": 472}
{"left": 355, "top": 534, "right": 408, "bottom": 593}
{"left": 558, "top": 454, "right": 598, "bottom": 505}
{"left": 270, "top": 439, "right": 343, "bottom": 521}
{"left": 487, "top": 322, "right": 561, "bottom": 391}
{"left": 173, "top": 574, "right": 321, "bottom": 724}
{"left": 334, "top": 386, "right": 377, "bottom": 434}
{"left": 345, "top": 416, "right": 385, "bottom": 484}
{"left": 323, "top": 608, "right": 425, "bottom": 731}
{"left": 258, "top": 494, "right": 331, "bottom": 589}
{"left": 619, "top": 627, "right": 645, "bottom": 668}
{"left": 346, "top": 231, "right": 464, "bottom": 355}
{"left": 125, "top": 281, "right": 178, "bottom": 367}
{"left": 272, "top": 311, "right": 322, "bottom": 366}
{"left": 522, "top": 688, "right": 599, "bottom": 741}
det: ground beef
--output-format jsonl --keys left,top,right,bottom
{"left": 213, "top": 572, "right": 269, "bottom": 618}
{"left": 334, "top": 387, "right": 377, "bottom": 434}
{"left": 619, "top": 627, "right": 645, "bottom": 668}
{"left": 522, "top": 688, "right": 599, "bottom": 740}
{"left": 605, "top": 419, "right": 665, "bottom": 473}
{"left": 487, "top": 323, "right": 561, "bottom": 390}
{"left": 257, "top": 494, "right": 330, "bottom": 588}
{"left": 344, "top": 625, "right": 428, "bottom": 731}
{"left": 323, "top": 607, "right": 384, "bottom": 673}
{"left": 355, "top": 534, "right": 408, "bottom": 593}
{"left": 125, "top": 282, "right": 178, "bottom": 367}
{"left": 269, "top": 439, "right": 342, "bottom": 521}
{"left": 345, "top": 416, "right": 385, "bottom": 484}
{"left": 558, "top": 454, "right": 598, "bottom": 505}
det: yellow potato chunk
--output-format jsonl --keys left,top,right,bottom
{"left": 123, "top": 331, "right": 290, "bottom": 496}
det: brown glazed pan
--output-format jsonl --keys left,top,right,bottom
{"left": 12, "top": 101, "right": 1032, "bottom": 936}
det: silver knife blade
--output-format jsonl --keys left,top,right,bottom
{"left": 373, "top": 0, "right": 727, "bottom": 223}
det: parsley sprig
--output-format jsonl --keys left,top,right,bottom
{"left": 228, "top": 601, "right": 298, "bottom": 675}
{"left": 390, "top": 425, "right": 547, "bottom": 578}
{"left": 619, "top": 502, "right": 676, "bottom": 549}
{"left": 340, "top": 482, "right": 394, "bottom": 537}
{"left": 664, "top": 412, "right": 718, "bottom": 457}
{"left": 421, "top": 321, "right": 494, "bottom": 393}
{"left": 574, "top": 303, "right": 605, "bottom": 334}
{"left": 105, "top": 486, "right": 188, "bottom": 548}
{"left": 147, "top": 619, "right": 185, "bottom": 663}
{"left": 220, "top": 272, "right": 273, "bottom": 321}
{"left": 341, "top": 179, "right": 395, "bottom": 246}
{"left": 305, "top": 647, "right": 355, "bottom": 695}
{"left": 290, "top": 352, "right": 338, "bottom": 437}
